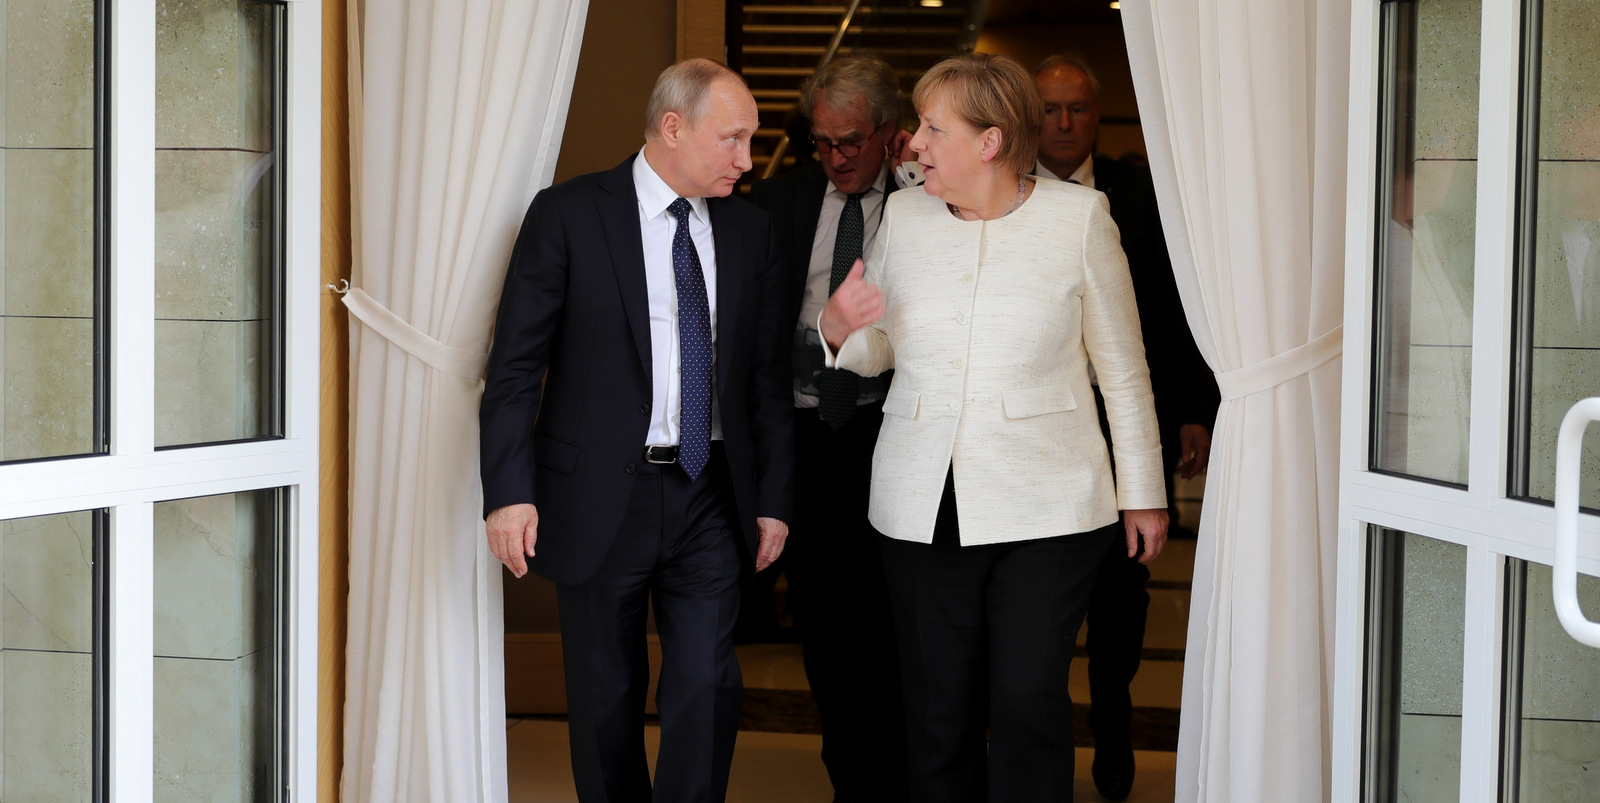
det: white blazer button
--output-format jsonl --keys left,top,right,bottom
{"left": 949, "top": 401, "right": 960, "bottom": 412}
{"left": 953, "top": 357, "right": 964, "bottom": 368}
{"left": 956, "top": 312, "right": 968, "bottom": 324}
{"left": 962, "top": 274, "right": 974, "bottom": 284}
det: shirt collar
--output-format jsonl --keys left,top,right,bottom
{"left": 1033, "top": 157, "right": 1096, "bottom": 190}
{"left": 827, "top": 163, "right": 889, "bottom": 199}
{"left": 634, "top": 147, "right": 710, "bottom": 225}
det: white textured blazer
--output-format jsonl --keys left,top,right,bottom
{"left": 822, "top": 178, "right": 1166, "bottom": 545}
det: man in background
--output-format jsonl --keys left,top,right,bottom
{"left": 480, "top": 59, "right": 794, "bottom": 802}
{"left": 1033, "top": 53, "right": 1220, "bottom": 802}
{"left": 748, "top": 55, "right": 911, "bottom": 803}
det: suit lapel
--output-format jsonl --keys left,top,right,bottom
{"left": 710, "top": 196, "right": 743, "bottom": 389}
{"left": 793, "top": 165, "right": 828, "bottom": 306}
{"left": 597, "top": 158, "right": 652, "bottom": 376}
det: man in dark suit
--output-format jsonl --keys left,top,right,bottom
{"left": 1032, "top": 54, "right": 1221, "bottom": 802}
{"left": 747, "top": 56, "right": 911, "bottom": 803}
{"left": 480, "top": 58, "right": 794, "bottom": 803}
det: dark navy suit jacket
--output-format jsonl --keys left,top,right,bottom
{"left": 480, "top": 155, "right": 795, "bottom": 585}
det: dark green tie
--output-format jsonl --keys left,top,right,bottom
{"left": 818, "top": 191, "right": 867, "bottom": 429}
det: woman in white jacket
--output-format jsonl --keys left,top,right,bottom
{"left": 819, "top": 53, "right": 1168, "bottom": 802}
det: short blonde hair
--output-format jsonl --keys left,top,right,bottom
{"left": 912, "top": 53, "right": 1042, "bottom": 177}
{"left": 644, "top": 58, "right": 744, "bottom": 141}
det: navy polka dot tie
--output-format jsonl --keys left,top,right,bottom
{"left": 669, "top": 198, "right": 713, "bottom": 480}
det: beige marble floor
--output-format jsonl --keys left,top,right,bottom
{"left": 507, "top": 718, "right": 1178, "bottom": 802}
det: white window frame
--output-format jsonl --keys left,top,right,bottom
{"left": 0, "top": 1, "right": 322, "bottom": 799}
{"left": 1334, "top": 0, "right": 1600, "bottom": 800}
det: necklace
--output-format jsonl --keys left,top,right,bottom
{"left": 948, "top": 176, "right": 1030, "bottom": 220}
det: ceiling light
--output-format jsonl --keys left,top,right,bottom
{"left": 1110, "top": 1, "right": 1121, "bottom": 7}
{"left": 920, "top": 0, "right": 944, "bottom": 6}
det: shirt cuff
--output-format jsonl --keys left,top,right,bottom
{"left": 817, "top": 309, "right": 841, "bottom": 368}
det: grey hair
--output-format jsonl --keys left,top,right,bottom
{"left": 644, "top": 58, "right": 744, "bottom": 140}
{"left": 1031, "top": 53, "right": 1101, "bottom": 102}
{"left": 798, "top": 55, "right": 901, "bottom": 128}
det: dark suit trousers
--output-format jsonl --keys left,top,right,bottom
{"left": 881, "top": 470, "right": 1116, "bottom": 803}
{"left": 1085, "top": 521, "right": 1152, "bottom": 751}
{"left": 556, "top": 445, "right": 744, "bottom": 803}
{"left": 1085, "top": 386, "right": 1159, "bottom": 753}
{"left": 787, "top": 403, "right": 908, "bottom": 803}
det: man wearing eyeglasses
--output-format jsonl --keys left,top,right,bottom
{"left": 748, "top": 55, "right": 912, "bottom": 803}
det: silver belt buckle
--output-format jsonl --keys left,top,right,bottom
{"left": 643, "top": 445, "right": 678, "bottom": 465}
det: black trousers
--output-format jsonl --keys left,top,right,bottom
{"left": 787, "top": 404, "right": 908, "bottom": 803}
{"left": 556, "top": 446, "right": 744, "bottom": 803}
{"left": 880, "top": 470, "right": 1116, "bottom": 803}
{"left": 1084, "top": 516, "right": 1151, "bottom": 752}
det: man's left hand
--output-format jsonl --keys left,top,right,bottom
{"left": 1123, "top": 508, "right": 1169, "bottom": 564}
{"left": 1177, "top": 423, "right": 1212, "bottom": 479}
{"left": 755, "top": 517, "right": 788, "bottom": 572}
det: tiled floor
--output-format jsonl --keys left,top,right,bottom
{"left": 507, "top": 535, "right": 1196, "bottom": 801}
{"left": 507, "top": 718, "right": 1178, "bottom": 802}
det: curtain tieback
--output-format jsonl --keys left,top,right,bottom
{"left": 1214, "top": 325, "right": 1343, "bottom": 401}
{"left": 337, "top": 283, "right": 488, "bottom": 380}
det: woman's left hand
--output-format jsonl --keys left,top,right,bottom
{"left": 1122, "top": 508, "right": 1169, "bottom": 564}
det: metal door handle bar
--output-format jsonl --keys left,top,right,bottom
{"left": 1554, "top": 396, "right": 1600, "bottom": 648}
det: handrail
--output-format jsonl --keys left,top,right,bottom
{"left": 1553, "top": 396, "right": 1600, "bottom": 648}
{"left": 760, "top": 0, "right": 865, "bottom": 180}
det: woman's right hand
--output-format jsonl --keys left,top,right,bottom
{"left": 820, "top": 260, "right": 885, "bottom": 351}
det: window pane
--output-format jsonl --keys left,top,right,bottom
{"left": 153, "top": 489, "right": 282, "bottom": 801}
{"left": 1510, "top": 562, "right": 1600, "bottom": 801}
{"left": 154, "top": 0, "right": 282, "bottom": 447}
{"left": 1, "top": 0, "right": 103, "bottom": 462}
{"left": 1363, "top": 529, "right": 1467, "bottom": 801}
{"left": 1371, "top": 0, "right": 1481, "bottom": 485}
{"left": 1, "top": 510, "right": 103, "bottom": 800}
{"left": 1515, "top": 0, "right": 1600, "bottom": 506}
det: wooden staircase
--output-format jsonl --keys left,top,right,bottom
{"left": 729, "top": 1, "right": 988, "bottom": 190}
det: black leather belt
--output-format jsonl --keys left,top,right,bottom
{"left": 643, "top": 445, "right": 679, "bottom": 464}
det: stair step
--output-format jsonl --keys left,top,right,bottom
{"left": 744, "top": 44, "right": 957, "bottom": 57}
{"left": 751, "top": 89, "right": 802, "bottom": 100}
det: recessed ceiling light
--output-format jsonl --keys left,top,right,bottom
{"left": 920, "top": 0, "right": 944, "bottom": 7}
{"left": 1109, "top": 1, "right": 1121, "bottom": 8}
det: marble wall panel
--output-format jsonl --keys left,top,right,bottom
{"left": 3, "top": 316, "right": 94, "bottom": 460}
{"left": 153, "top": 492, "right": 266, "bottom": 660}
{"left": 1536, "top": 0, "right": 1600, "bottom": 161}
{"left": 156, "top": 149, "right": 269, "bottom": 321}
{"left": 1521, "top": 563, "right": 1600, "bottom": 722}
{"left": 1398, "top": 533, "right": 1467, "bottom": 715}
{"left": 5, "top": 0, "right": 94, "bottom": 149}
{"left": 1413, "top": 0, "right": 1481, "bottom": 161}
{"left": 155, "top": 0, "right": 272, "bottom": 151}
{"left": 2, "top": 648, "right": 92, "bottom": 801}
{"left": 4, "top": 148, "right": 92, "bottom": 318}
{"left": 1525, "top": 348, "right": 1600, "bottom": 508}
{"left": 1407, "top": 160, "right": 1476, "bottom": 348}
{"left": 154, "top": 652, "right": 267, "bottom": 801}
{"left": 155, "top": 319, "right": 265, "bottom": 446}
{"left": 2, "top": 511, "right": 93, "bottom": 653}
{"left": 1519, "top": 719, "right": 1600, "bottom": 801}
{"left": 1403, "top": 345, "right": 1471, "bottom": 484}
{"left": 1394, "top": 713, "right": 1462, "bottom": 802}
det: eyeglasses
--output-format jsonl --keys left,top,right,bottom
{"left": 810, "top": 125, "right": 885, "bottom": 158}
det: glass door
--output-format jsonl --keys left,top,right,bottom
{"left": 1335, "top": 0, "right": 1600, "bottom": 800}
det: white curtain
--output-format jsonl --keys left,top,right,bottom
{"left": 1121, "top": 2, "right": 1348, "bottom": 800}
{"left": 341, "top": 1, "right": 589, "bottom": 799}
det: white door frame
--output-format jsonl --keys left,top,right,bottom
{"left": 1333, "top": 0, "right": 1600, "bottom": 800}
{"left": 0, "top": 1, "right": 322, "bottom": 799}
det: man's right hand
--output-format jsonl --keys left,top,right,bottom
{"left": 487, "top": 503, "right": 539, "bottom": 578}
{"left": 819, "top": 259, "right": 885, "bottom": 351}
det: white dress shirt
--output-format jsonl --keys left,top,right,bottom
{"left": 795, "top": 164, "right": 890, "bottom": 407}
{"left": 633, "top": 149, "right": 722, "bottom": 446}
{"left": 1034, "top": 157, "right": 1096, "bottom": 189}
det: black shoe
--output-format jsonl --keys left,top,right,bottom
{"left": 1091, "top": 745, "right": 1135, "bottom": 801}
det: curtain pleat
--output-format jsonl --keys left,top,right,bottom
{"left": 1122, "top": 2, "right": 1348, "bottom": 800}
{"left": 341, "top": 1, "right": 590, "bottom": 800}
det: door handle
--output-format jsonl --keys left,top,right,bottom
{"left": 1554, "top": 397, "right": 1600, "bottom": 648}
